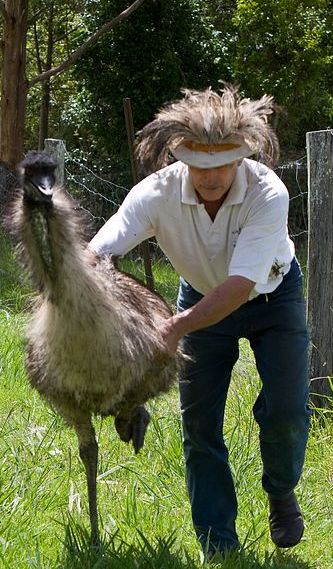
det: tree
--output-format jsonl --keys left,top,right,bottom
{"left": 230, "top": 0, "right": 333, "bottom": 154}
{"left": 0, "top": 0, "right": 146, "bottom": 169}
{"left": 71, "top": 0, "right": 229, "bottom": 179}
{"left": 24, "top": 0, "right": 85, "bottom": 151}
{"left": 0, "top": 1, "right": 28, "bottom": 170}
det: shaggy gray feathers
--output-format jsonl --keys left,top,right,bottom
{"left": 9, "top": 184, "right": 183, "bottom": 420}
{"left": 6, "top": 153, "right": 186, "bottom": 544}
{"left": 135, "top": 84, "right": 279, "bottom": 175}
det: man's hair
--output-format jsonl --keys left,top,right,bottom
{"left": 135, "top": 84, "right": 279, "bottom": 175}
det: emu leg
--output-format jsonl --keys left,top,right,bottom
{"left": 74, "top": 420, "right": 99, "bottom": 546}
{"left": 115, "top": 405, "right": 150, "bottom": 453}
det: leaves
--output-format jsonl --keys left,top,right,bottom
{"left": 71, "top": 0, "right": 229, "bottom": 161}
{"left": 230, "top": 0, "right": 333, "bottom": 153}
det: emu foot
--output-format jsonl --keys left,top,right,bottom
{"left": 114, "top": 406, "right": 150, "bottom": 453}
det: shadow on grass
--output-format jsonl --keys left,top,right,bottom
{"left": 200, "top": 549, "right": 315, "bottom": 569}
{"left": 56, "top": 521, "right": 316, "bottom": 569}
{"left": 58, "top": 523, "right": 198, "bottom": 569}
{"left": 262, "top": 550, "right": 316, "bottom": 569}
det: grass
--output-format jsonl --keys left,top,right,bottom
{"left": 119, "top": 255, "right": 180, "bottom": 307}
{"left": 0, "top": 251, "right": 332, "bottom": 568}
{"left": 0, "top": 230, "right": 32, "bottom": 313}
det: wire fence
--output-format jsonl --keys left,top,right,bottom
{"left": 66, "top": 151, "right": 308, "bottom": 229}
{"left": 65, "top": 150, "right": 309, "bottom": 301}
{"left": 0, "top": 149, "right": 309, "bottom": 309}
{"left": 2, "top": 141, "right": 332, "bottom": 403}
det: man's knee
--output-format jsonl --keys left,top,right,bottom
{"left": 182, "top": 412, "right": 225, "bottom": 451}
{"left": 255, "top": 403, "right": 311, "bottom": 437}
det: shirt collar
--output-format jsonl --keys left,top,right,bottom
{"left": 180, "top": 160, "right": 248, "bottom": 206}
{"left": 181, "top": 164, "right": 198, "bottom": 204}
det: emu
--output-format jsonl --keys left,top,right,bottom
{"left": 9, "top": 151, "right": 183, "bottom": 545}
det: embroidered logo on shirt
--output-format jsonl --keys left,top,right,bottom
{"left": 232, "top": 228, "right": 242, "bottom": 247}
{"left": 269, "top": 259, "right": 286, "bottom": 279}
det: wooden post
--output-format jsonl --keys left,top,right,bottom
{"left": 44, "top": 138, "right": 66, "bottom": 187}
{"left": 123, "top": 98, "right": 154, "bottom": 291}
{"left": 306, "top": 129, "right": 333, "bottom": 408}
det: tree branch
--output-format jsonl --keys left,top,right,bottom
{"left": 28, "top": 8, "right": 45, "bottom": 26}
{"left": 28, "top": 0, "right": 146, "bottom": 88}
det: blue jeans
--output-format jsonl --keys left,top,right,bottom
{"left": 177, "top": 258, "right": 310, "bottom": 553}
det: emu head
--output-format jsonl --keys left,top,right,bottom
{"left": 19, "top": 151, "right": 58, "bottom": 204}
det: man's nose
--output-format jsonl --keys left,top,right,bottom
{"left": 202, "top": 169, "right": 217, "bottom": 183}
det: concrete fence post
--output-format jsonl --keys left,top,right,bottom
{"left": 44, "top": 138, "right": 66, "bottom": 188}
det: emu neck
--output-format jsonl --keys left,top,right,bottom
{"left": 30, "top": 207, "right": 54, "bottom": 279}
{"left": 23, "top": 193, "right": 95, "bottom": 305}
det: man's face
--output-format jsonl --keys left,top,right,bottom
{"left": 188, "top": 162, "right": 238, "bottom": 202}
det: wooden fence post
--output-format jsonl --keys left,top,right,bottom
{"left": 44, "top": 138, "right": 66, "bottom": 187}
{"left": 306, "top": 129, "right": 333, "bottom": 407}
{"left": 123, "top": 98, "right": 154, "bottom": 291}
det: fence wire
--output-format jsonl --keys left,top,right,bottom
{"left": 64, "top": 151, "right": 309, "bottom": 303}
{"left": 0, "top": 151, "right": 308, "bottom": 312}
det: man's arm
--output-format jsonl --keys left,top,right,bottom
{"left": 160, "top": 275, "right": 255, "bottom": 353}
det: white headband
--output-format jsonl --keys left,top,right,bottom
{"left": 171, "top": 139, "right": 254, "bottom": 168}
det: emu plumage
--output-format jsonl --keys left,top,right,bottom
{"left": 9, "top": 151, "right": 183, "bottom": 544}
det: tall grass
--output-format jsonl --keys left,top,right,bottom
{"left": 0, "top": 253, "right": 332, "bottom": 568}
{"left": 0, "top": 230, "right": 32, "bottom": 313}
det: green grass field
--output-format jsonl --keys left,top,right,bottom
{"left": 0, "top": 239, "right": 332, "bottom": 568}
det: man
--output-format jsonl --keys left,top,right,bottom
{"left": 90, "top": 85, "right": 310, "bottom": 558}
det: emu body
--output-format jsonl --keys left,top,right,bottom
{"left": 10, "top": 152, "right": 182, "bottom": 544}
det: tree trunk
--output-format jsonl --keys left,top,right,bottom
{"left": 0, "top": 0, "right": 28, "bottom": 170}
{"left": 0, "top": 0, "right": 145, "bottom": 170}
{"left": 38, "top": 2, "right": 54, "bottom": 149}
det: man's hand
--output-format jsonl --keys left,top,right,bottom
{"left": 159, "top": 316, "right": 183, "bottom": 355}
{"left": 159, "top": 276, "right": 254, "bottom": 355}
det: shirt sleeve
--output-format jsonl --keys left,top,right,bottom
{"left": 228, "top": 182, "right": 290, "bottom": 286}
{"left": 89, "top": 185, "right": 155, "bottom": 256}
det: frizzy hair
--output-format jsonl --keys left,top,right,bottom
{"left": 135, "top": 84, "right": 279, "bottom": 175}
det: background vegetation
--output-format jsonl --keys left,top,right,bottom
{"left": 1, "top": 0, "right": 333, "bottom": 179}
{"left": 0, "top": 1, "right": 332, "bottom": 567}
{"left": 29, "top": 0, "right": 333, "bottom": 158}
{"left": 0, "top": 246, "right": 332, "bottom": 568}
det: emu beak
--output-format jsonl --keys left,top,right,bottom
{"left": 24, "top": 173, "right": 56, "bottom": 203}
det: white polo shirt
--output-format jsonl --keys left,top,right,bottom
{"left": 90, "top": 159, "right": 295, "bottom": 298}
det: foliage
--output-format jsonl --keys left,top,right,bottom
{"left": 25, "top": 0, "right": 88, "bottom": 150}
{"left": 68, "top": 0, "right": 228, "bottom": 180}
{"left": 0, "top": 229, "right": 32, "bottom": 313}
{"left": 0, "top": 277, "right": 332, "bottom": 566}
{"left": 7, "top": 0, "right": 333, "bottom": 170}
{"left": 230, "top": 0, "right": 333, "bottom": 153}
{"left": 3, "top": 0, "right": 333, "bottom": 178}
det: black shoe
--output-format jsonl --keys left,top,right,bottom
{"left": 268, "top": 492, "right": 304, "bottom": 548}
